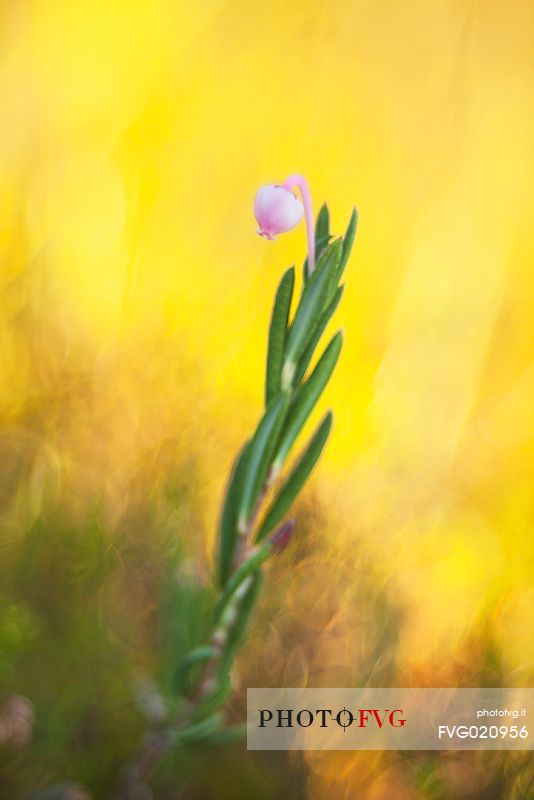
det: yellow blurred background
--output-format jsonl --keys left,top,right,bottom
{"left": 1, "top": 0, "right": 533, "bottom": 797}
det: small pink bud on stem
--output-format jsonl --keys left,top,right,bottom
{"left": 270, "top": 519, "right": 296, "bottom": 555}
{"left": 254, "top": 174, "right": 315, "bottom": 274}
{"left": 254, "top": 185, "right": 303, "bottom": 240}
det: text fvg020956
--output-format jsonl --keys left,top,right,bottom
{"left": 437, "top": 724, "right": 529, "bottom": 740}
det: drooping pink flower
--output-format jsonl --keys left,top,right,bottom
{"left": 254, "top": 185, "right": 304, "bottom": 240}
{"left": 254, "top": 174, "right": 316, "bottom": 274}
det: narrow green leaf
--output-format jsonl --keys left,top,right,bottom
{"left": 316, "top": 233, "right": 331, "bottom": 250}
{"left": 174, "top": 645, "right": 216, "bottom": 695}
{"left": 303, "top": 204, "right": 330, "bottom": 280}
{"left": 173, "top": 712, "right": 225, "bottom": 745}
{"left": 303, "top": 233, "right": 331, "bottom": 282}
{"left": 217, "top": 442, "right": 250, "bottom": 587}
{"left": 265, "top": 267, "right": 294, "bottom": 405}
{"left": 311, "top": 238, "right": 341, "bottom": 289}
{"left": 284, "top": 249, "right": 337, "bottom": 375}
{"left": 195, "top": 722, "right": 246, "bottom": 746}
{"left": 294, "top": 285, "right": 344, "bottom": 385}
{"left": 315, "top": 203, "right": 330, "bottom": 246}
{"left": 337, "top": 207, "right": 358, "bottom": 281}
{"left": 256, "top": 412, "right": 333, "bottom": 541}
{"left": 190, "top": 674, "right": 232, "bottom": 722}
{"left": 177, "top": 720, "right": 246, "bottom": 747}
{"left": 275, "top": 331, "right": 342, "bottom": 469}
{"left": 215, "top": 544, "right": 270, "bottom": 623}
{"left": 321, "top": 238, "right": 343, "bottom": 311}
{"left": 237, "top": 394, "right": 289, "bottom": 530}
{"left": 218, "top": 570, "right": 263, "bottom": 678}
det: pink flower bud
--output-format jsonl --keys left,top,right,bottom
{"left": 270, "top": 519, "right": 296, "bottom": 555}
{"left": 255, "top": 174, "right": 316, "bottom": 274}
{"left": 254, "top": 185, "right": 304, "bottom": 240}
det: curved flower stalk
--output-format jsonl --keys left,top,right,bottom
{"left": 120, "top": 180, "right": 358, "bottom": 798}
{"left": 254, "top": 174, "right": 317, "bottom": 275}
